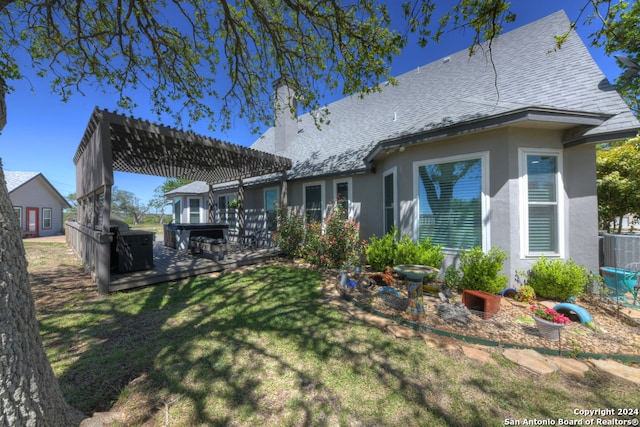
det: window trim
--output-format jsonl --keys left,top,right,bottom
{"left": 519, "top": 148, "right": 564, "bottom": 258}
{"left": 303, "top": 181, "right": 325, "bottom": 223}
{"left": 383, "top": 167, "right": 398, "bottom": 234}
{"left": 42, "top": 207, "right": 52, "bottom": 229}
{"left": 333, "top": 177, "right": 352, "bottom": 217}
{"left": 188, "top": 197, "right": 201, "bottom": 224}
{"left": 413, "top": 151, "right": 490, "bottom": 251}
{"left": 264, "top": 187, "right": 279, "bottom": 230}
{"left": 14, "top": 206, "right": 23, "bottom": 228}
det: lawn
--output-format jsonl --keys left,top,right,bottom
{"left": 27, "top": 242, "right": 640, "bottom": 426}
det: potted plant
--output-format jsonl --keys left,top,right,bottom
{"left": 228, "top": 199, "right": 243, "bottom": 210}
{"left": 530, "top": 305, "right": 571, "bottom": 341}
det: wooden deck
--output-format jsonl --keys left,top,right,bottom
{"left": 109, "top": 242, "right": 280, "bottom": 292}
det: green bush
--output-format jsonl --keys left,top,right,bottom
{"left": 366, "top": 229, "right": 398, "bottom": 271}
{"left": 524, "top": 257, "right": 589, "bottom": 301}
{"left": 395, "top": 235, "right": 444, "bottom": 270}
{"left": 365, "top": 228, "right": 444, "bottom": 272}
{"left": 458, "top": 246, "right": 508, "bottom": 293}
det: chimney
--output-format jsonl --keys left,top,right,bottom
{"left": 273, "top": 78, "right": 298, "bottom": 153}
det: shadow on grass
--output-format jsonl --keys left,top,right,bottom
{"left": 36, "top": 262, "right": 639, "bottom": 426}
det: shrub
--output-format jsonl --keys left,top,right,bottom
{"left": 515, "top": 285, "right": 536, "bottom": 304}
{"left": 458, "top": 246, "right": 508, "bottom": 293}
{"left": 444, "top": 265, "right": 462, "bottom": 291}
{"left": 366, "top": 228, "right": 398, "bottom": 272}
{"left": 275, "top": 207, "right": 305, "bottom": 257}
{"left": 395, "top": 235, "right": 444, "bottom": 270}
{"left": 524, "top": 256, "right": 589, "bottom": 301}
{"left": 365, "top": 228, "right": 444, "bottom": 272}
{"left": 297, "top": 203, "right": 363, "bottom": 269}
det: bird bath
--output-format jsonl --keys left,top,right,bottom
{"left": 393, "top": 265, "right": 439, "bottom": 315}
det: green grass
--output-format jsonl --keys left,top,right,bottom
{"left": 33, "top": 255, "right": 640, "bottom": 426}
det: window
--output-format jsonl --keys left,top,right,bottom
{"left": 13, "top": 207, "right": 22, "bottom": 228}
{"left": 333, "top": 178, "right": 351, "bottom": 218}
{"left": 42, "top": 208, "right": 52, "bottom": 229}
{"left": 189, "top": 198, "right": 201, "bottom": 224}
{"left": 520, "top": 150, "right": 562, "bottom": 256}
{"left": 173, "top": 199, "right": 181, "bottom": 224}
{"left": 414, "top": 153, "right": 488, "bottom": 250}
{"left": 218, "top": 195, "right": 237, "bottom": 227}
{"left": 264, "top": 188, "right": 279, "bottom": 231}
{"left": 383, "top": 168, "right": 397, "bottom": 234}
{"left": 304, "top": 183, "right": 324, "bottom": 223}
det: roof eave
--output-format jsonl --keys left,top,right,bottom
{"left": 364, "top": 108, "right": 612, "bottom": 163}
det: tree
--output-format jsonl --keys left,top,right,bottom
{"left": 590, "top": 0, "right": 640, "bottom": 117}
{"left": 0, "top": 1, "right": 634, "bottom": 424}
{"left": 597, "top": 137, "right": 640, "bottom": 233}
{"left": 148, "top": 179, "right": 192, "bottom": 224}
{"left": 111, "top": 187, "right": 149, "bottom": 225}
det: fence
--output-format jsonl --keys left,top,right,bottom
{"left": 602, "top": 233, "right": 640, "bottom": 268}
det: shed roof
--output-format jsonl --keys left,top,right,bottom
{"left": 74, "top": 108, "right": 292, "bottom": 184}
{"left": 5, "top": 171, "right": 71, "bottom": 208}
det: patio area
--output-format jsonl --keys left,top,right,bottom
{"left": 109, "top": 240, "right": 280, "bottom": 292}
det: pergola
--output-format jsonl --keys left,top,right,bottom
{"left": 67, "top": 107, "right": 292, "bottom": 293}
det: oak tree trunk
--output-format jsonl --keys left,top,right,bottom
{"left": 0, "top": 83, "right": 84, "bottom": 426}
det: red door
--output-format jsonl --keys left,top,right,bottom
{"left": 26, "top": 208, "right": 39, "bottom": 237}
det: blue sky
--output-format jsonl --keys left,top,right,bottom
{"left": 0, "top": 1, "right": 627, "bottom": 206}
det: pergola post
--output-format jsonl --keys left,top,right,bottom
{"left": 280, "top": 171, "right": 288, "bottom": 208}
{"left": 237, "top": 179, "right": 245, "bottom": 247}
{"left": 207, "top": 183, "right": 215, "bottom": 223}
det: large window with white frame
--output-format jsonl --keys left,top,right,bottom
{"left": 188, "top": 198, "right": 201, "bottom": 224}
{"left": 414, "top": 152, "right": 488, "bottom": 250}
{"left": 42, "top": 208, "right": 52, "bottom": 229}
{"left": 383, "top": 167, "right": 397, "bottom": 234}
{"left": 304, "top": 182, "right": 324, "bottom": 223}
{"left": 520, "top": 149, "right": 563, "bottom": 257}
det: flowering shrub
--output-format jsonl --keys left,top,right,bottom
{"left": 530, "top": 305, "right": 571, "bottom": 325}
{"left": 297, "top": 202, "right": 364, "bottom": 269}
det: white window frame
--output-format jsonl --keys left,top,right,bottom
{"left": 519, "top": 148, "right": 564, "bottom": 258}
{"left": 217, "top": 193, "right": 237, "bottom": 228}
{"left": 188, "top": 197, "right": 202, "bottom": 224}
{"left": 333, "top": 177, "right": 352, "bottom": 217}
{"left": 13, "top": 207, "right": 22, "bottom": 228}
{"left": 264, "top": 187, "right": 279, "bottom": 230}
{"left": 173, "top": 198, "right": 181, "bottom": 224}
{"left": 413, "top": 151, "right": 490, "bottom": 251}
{"left": 42, "top": 207, "right": 52, "bottom": 229}
{"left": 383, "top": 167, "right": 398, "bottom": 234}
{"left": 303, "top": 181, "right": 325, "bottom": 223}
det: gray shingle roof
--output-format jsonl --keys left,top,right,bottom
{"left": 251, "top": 10, "right": 639, "bottom": 179}
{"left": 5, "top": 171, "right": 40, "bottom": 193}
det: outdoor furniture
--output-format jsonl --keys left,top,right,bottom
{"left": 600, "top": 266, "right": 640, "bottom": 305}
{"left": 164, "top": 223, "right": 229, "bottom": 251}
{"left": 188, "top": 236, "right": 228, "bottom": 261}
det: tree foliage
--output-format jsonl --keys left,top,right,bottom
{"left": 111, "top": 187, "right": 149, "bottom": 225}
{"left": 590, "top": 0, "right": 640, "bottom": 117}
{"left": 596, "top": 137, "right": 640, "bottom": 232}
